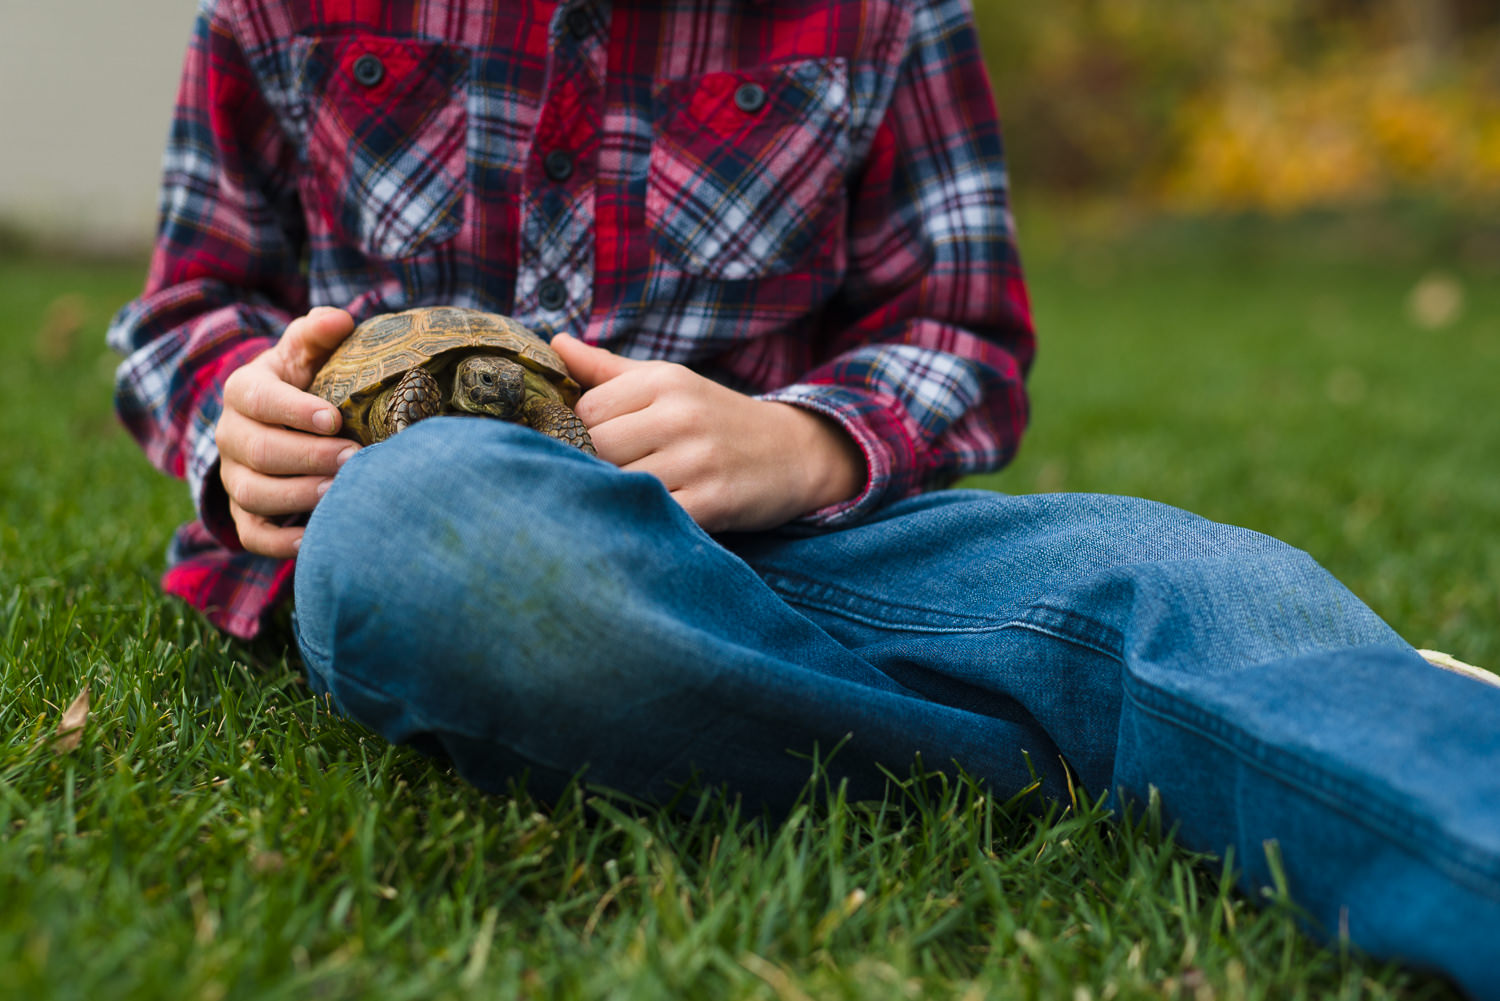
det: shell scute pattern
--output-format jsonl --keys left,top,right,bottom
{"left": 312, "top": 309, "right": 574, "bottom": 405}
{"left": 308, "top": 307, "right": 589, "bottom": 449}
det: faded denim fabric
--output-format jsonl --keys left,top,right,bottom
{"left": 295, "top": 418, "right": 1500, "bottom": 999}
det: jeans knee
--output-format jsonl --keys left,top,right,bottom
{"left": 292, "top": 417, "right": 693, "bottom": 728}
{"left": 299, "top": 423, "right": 569, "bottom": 661}
{"left": 1119, "top": 522, "right": 1399, "bottom": 669}
{"left": 1016, "top": 494, "right": 1401, "bottom": 666}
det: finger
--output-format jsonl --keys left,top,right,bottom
{"left": 551, "top": 333, "right": 645, "bottom": 389}
{"left": 666, "top": 483, "right": 735, "bottom": 535}
{"left": 223, "top": 463, "right": 334, "bottom": 519}
{"left": 277, "top": 308, "right": 356, "bottom": 387}
{"left": 573, "top": 370, "right": 663, "bottom": 427}
{"left": 574, "top": 358, "right": 710, "bottom": 428}
{"left": 219, "top": 412, "right": 359, "bottom": 477}
{"left": 670, "top": 477, "right": 788, "bottom": 536}
{"left": 224, "top": 364, "right": 344, "bottom": 436}
{"left": 232, "top": 505, "right": 306, "bottom": 559}
{"left": 584, "top": 408, "right": 673, "bottom": 469}
{"left": 614, "top": 434, "right": 727, "bottom": 500}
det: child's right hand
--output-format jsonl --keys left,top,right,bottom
{"left": 216, "top": 307, "right": 358, "bottom": 557}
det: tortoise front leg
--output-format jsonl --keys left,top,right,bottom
{"left": 522, "top": 397, "right": 596, "bottom": 455}
{"left": 372, "top": 367, "right": 444, "bottom": 442}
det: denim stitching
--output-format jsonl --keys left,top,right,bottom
{"left": 1006, "top": 603, "right": 1127, "bottom": 661}
{"left": 291, "top": 610, "right": 332, "bottom": 667}
{"left": 760, "top": 569, "right": 1010, "bottom": 632}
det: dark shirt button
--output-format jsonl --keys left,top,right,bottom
{"left": 543, "top": 150, "right": 575, "bottom": 183}
{"left": 352, "top": 54, "right": 384, "bottom": 87}
{"left": 566, "top": 8, "right": 592, "bottom": 39}
{"left": 538, "top": 279, "right": 567, "bottom": 311}
{"left": 734, "top": 82, "right": 767, "bottom": 114}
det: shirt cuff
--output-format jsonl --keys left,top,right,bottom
{"left": 756, "top": 382, "right": 920, "bottom": 527}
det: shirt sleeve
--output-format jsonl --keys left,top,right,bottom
{"left": 756, "top": 0, "right": 1035, "bottom": 526}
{"left": 106, "top": 0, "right": 309, "bottom": 547}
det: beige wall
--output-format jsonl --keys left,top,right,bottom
{"left": 1, "top": 1, "right": 195, "bottom": 253}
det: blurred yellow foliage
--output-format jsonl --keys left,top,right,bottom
{"left": 972, "top": 0, "right": 1500, "bottom": 213}
{"left": 1165, "top": 49, "right": 1500, "bottom": 212}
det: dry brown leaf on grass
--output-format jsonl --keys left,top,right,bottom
{"left": 35, "top": 293, "right": 88, "bottom": 365}
{"left": 52, "top": 685, "right": 90, "bottom": 753}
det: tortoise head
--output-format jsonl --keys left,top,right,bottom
{"left": 451, "top": 354, "right": 526, "bottom": 419}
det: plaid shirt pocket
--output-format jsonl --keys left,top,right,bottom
{"left": 300, "top": 34, "right": 469, "bottom": 259}
{"left": 648, "top": 59, "right": 851, "bottom": 282}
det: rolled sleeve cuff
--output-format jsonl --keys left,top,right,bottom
{"left": 757, "top": 382, "right": 921, "bottom": 528}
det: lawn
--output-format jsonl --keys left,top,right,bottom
{"left": 2, "top": 210, "right": 1493, "bottom": 1000}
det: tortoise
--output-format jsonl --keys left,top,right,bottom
{"left": 309, "top": 307, "right": 594, "bottom": 454}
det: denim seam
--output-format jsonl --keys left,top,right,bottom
{"left": 293, "top": 615, "right": 333, "bottom": 669}
{"left": 760, "top": 569, "right": 1013, "bottom": 633}
{"left": 1006, "top": 603, "right": 1128, "bottom": 661}
{"left": 1122, "top": 676, "right": 1500, "bottom": 898}
{"left": 1000, "top": 619, "right": 1125, "bottom": 663}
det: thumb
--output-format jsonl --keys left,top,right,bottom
{"left": 551, "top": 332, "right": 643, "bottom": 389}
{"left": 277, "top": 307, "right": 356, "bottom": 388}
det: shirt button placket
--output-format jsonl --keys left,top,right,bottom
{"left": 518, "top": 1, "right": 603, "bottom": 332}
{"left": 537, "top": 278, "right": 568, "bottom": 312}
{"left": 566, "top": 8, "right": 592, "bottom": 40}
{"left": 544, "top": 150, "right": 575, "bottom": 183}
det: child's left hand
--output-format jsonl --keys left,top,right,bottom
{"left": 552, "top": 334, "right": 865, "bottom": 533}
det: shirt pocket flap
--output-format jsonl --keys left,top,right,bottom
{"left": 649, "top": 58, "right": 850, "bottom": 281}
{"left": 299, "top": 34, "right": 469, "bottom": 259}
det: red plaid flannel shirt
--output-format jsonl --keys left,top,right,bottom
{"left": 108, "top": 0, "right": 1035, "bottom": 639}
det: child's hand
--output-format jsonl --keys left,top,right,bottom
{"left": 216, "top": 307, "right": 358, "bottom": 557}
{"left": 553, "top": 334, "right": 866, "bottom": 533}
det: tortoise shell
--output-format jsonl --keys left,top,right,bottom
{"left": 311, "top": 307, "right": 579, "bottom": 409}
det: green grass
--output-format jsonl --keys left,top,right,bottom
{"left": 3, "top": 212, "right": 1493, "bottom": 1000}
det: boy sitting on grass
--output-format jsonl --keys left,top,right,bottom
{"left": 110, "top": 2, "right": 1500, "bottom": 996}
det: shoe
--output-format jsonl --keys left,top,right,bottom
{"left": 1418, "top": 649, "right": 1500, "bottom": 689}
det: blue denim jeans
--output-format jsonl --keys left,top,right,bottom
{"left": 294, "top": 418, "right": 1500, "bottom": 997}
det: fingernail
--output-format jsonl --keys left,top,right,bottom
{"left": 317, "top": 478, "right": 333, "bottom": 497}
{"left": 337, "top": 445, "right": 358, "bottom": 466}
{"left": 313, "top": 409, "right": 337, "bottom": 433}
{"left": 292, "top": 534, "right": 303, "bottom": 552}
